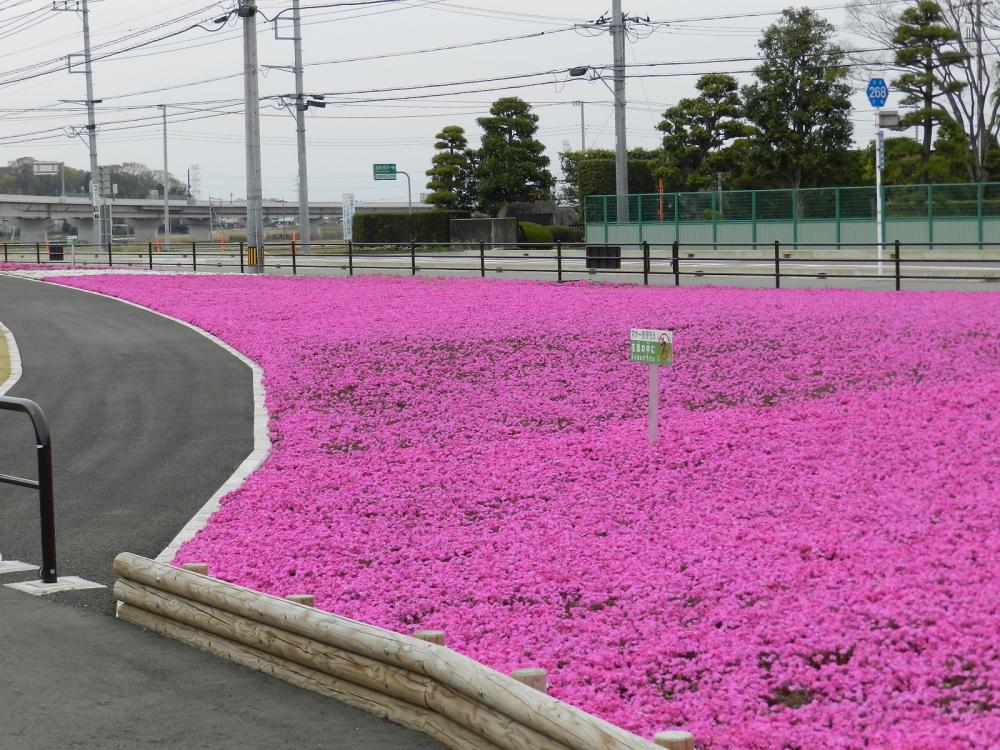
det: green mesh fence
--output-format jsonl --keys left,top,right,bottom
{"left": 584, "top": 182, "right": 1000, "bottom": 246}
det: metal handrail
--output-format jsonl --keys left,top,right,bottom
{"left": 0, "top": 396, "right": 57, "bottom": 583}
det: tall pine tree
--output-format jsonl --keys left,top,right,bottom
{"left": 425, "top": 125, "right": 475, "bottom": 210}
{"left": 473, "top": 97, "right": 555, "bottom": 216}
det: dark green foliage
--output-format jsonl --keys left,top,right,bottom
{"left": 425, "top": 126, "right": 476, "bottom": 210}
{"left": 742, "top": 8, "right": 854, "bottom": 189}
{"left": 518, "top": 221, "right": 554, "bottom": 245}
{"left": 474, "top": 97, "right": 555, "bottom": 215}
{"left": 549, "top": 225, "right": 583, "bottom": 243}
{"left": 891, "top": 1, "right": 966, "bottom": 183}
{"left": 353, "top": 211, "right": 470, "bottom": 243}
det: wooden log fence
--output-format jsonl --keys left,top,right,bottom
{"left": 113, "top": 553, "right": 694, "bottom": 750}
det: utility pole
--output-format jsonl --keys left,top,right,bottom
{"left": 573, "top": 101, "right": 586, "bottom": 150}
{"left": 161, "top": 106, "right": 171, "bottom": 248}
{"left": 292, "top": 0, "right": 311, "bottom": 253}
{"left": 55, "top": 0, "right": 103, "bottom": 249}
{"left": 240, "top": 0, "right": 265, "bottom": 273}
{"left": 611, "top": 0, "right": 629, "bottom": 223}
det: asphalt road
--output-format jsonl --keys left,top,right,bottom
{"left": 0, "top": 275, "right": 251, "bottom": 613}
{"left": 0, "top": 275, "right": 442, "bottom": 750}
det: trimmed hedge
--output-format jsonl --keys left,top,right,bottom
{"left": 518, "top": 222, "right": 554, "bottom": 246}
{"left": 354, "top": 211, "right": 470, "bottom": 243}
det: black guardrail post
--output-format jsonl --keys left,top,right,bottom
{"left": 774, "top": 240, "right": 781, "bottom": 289}
{"left": 642, "top": 241, "right": 650, "bottom": 286}
{"left": 107, "top": 241, "right": 113, "bottom": 267}
{"left": 672, "top": 240, "right": 680, "bottom": 286}
{"left": 0, "top": 397, "right": 57, "bottom": 583}
{"left": 895, "top": 240, "right": 903, "bottom": 292}
{"left": 557, "top": 241, "right": 563, "bottom": 282}
{"left": 410, "top": 242, "right": 417, "bottom": 276}
{"left": 291, "top": 240, "right": 297, "bottom": 276}
{"left": 147, "top": 242, "right": 153, "bottom": 270}
{"left": 348, "top": 241, "right": 354, "bottom": 276}
{"left": 35, "top": 243, "right": 40, "bottom": 264}
{"left": 192, "top": 242, "right": 198, "bottom": 273}
{"left": 480, "top": 241, "right": 486, "bottom": 278}
{"left": 239, "top": 241, "right": 245, "bottom": 274}
{"left": 3, "top": 242, "right": 7, "bottom": 262}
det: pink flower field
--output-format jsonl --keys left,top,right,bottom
{"left": 52, "top": 275, "right": 1000, "bottom": 749}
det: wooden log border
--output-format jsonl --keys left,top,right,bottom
{"left": 114, "top": 553, "right": 671, "bottom": 750}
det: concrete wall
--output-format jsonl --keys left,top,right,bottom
{"left": 451, "top": 218, "right": 519, "bottom": 246}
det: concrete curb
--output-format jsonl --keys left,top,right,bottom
{"left": 0, "top": 319, "right": 23, "bottom": 396}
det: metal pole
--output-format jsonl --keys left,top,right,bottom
{"left": 292, "top": 0, "right": 311, "bottom": 254}
{"left": 648, "top": 365, "right": 659, "bottom": 446}
{"left": 774, "top": 240, "right": 781, "bottom": 289}
{"left": 574, "top": 100, "right": 585, "bottom": 150}
{"left": 875, "top": 111, "right": 884, "bottom": 273}
{"left": 161, "top": 105, "right": 171, "bottom": 250}
{"left": 81, "top": 0, "right": 103, "bottom": 251}
{"left": 241, "top": 0, "right": 265, "bottom": 274}
{"left": 60, "top": 163, "right": 65, "bottom": 197}
{"left": 611, "top": 0, "right": 629, "bottom": 223}
{"left": 894, "top": 239, "right": 901, "bottom": 291}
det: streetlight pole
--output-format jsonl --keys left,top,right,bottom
{"left": 161, "top": 105, "right": 171, "bottom": 249}
{"left": 240, "top": 0, "right": 265, "bottom": 273}
{"left": 611, "top": 0, "right": 629, "bottom": 223}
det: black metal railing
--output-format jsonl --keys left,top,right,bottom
{"left": 2, "top": 239, "right": 999, "bottom": 290}
{"left": 0, "top": 397, "right": 57, "bottom": 583}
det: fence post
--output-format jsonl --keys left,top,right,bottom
{"left": 557, "top": 241, "right": 563, "bottom": 282}
{"left": 480, "top": 240, "right": 486, "bottom": 278}
{"left": 711, "top": 191, "right": 718, "bottom": 249}
{"left": 148, "top": 242, "right": 153, "bottom": 270}
{"left": 927, "top": 184, "right": 934, "bottom": 247}
{"left": 35, "top": 243, "right": 40, "bottom": 264}
{"left": 774, "top": 240, "right": 781, "bottom": 289}
{"left": 977, "top": 182, "right": 984, "bottom": 249}
{"left": 348, "top": 241, "right": 354, "bottom": 276}
{"left": 834, "top": 187, "right": 841, "bottom": 247}
{"left": 291, "top": 240, "right": 297, "bottom": 276}
{"left": 107, "top": 241, "right": 113, "bottom": 267}
{"left": 410, "top": 241, "right": 416, "bottom": 276}
{"left": 239, "top": 241, "right": 245, "bottom": 274}
{"left": 192, "top": 242, "right": 198, "bottom": 273}
{"left": 751, "top": 190, "right": 758, "bottom": 248}
{"left": 3, "top": 242, "right": 7, "bottom": 263}
{"left": 672, "top": 240, "right": 680, "bottom": 287}
{"left": 894, "top": 239, "right": 901, "bottom": 292}
{"left": 642, "top": 240, "right": 650, "bottom": 286}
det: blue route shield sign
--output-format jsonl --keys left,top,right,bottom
{"left": 867, "top": 78, "right": 889, "bottom": 108}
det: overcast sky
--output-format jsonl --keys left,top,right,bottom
{"left": 0, "top": 1, "right": 899, "bottom": 202}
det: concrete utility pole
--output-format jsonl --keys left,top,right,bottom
{"left": 240, "top": 0, "right": 265, "bottom": 273}
{"left": 292, "top": 0, "right": 311, "bottom": 252}
{"left": 161, "top": 106, "right": 171, "bottom": 248}
{"left": 573, "top": 101, "right": 586, "bottom": 150}
{"left": 611, "top": 0, "right": 629, "bottom": 223}
{"left": 56, "top": 0, "right": 104, "bottom": 249}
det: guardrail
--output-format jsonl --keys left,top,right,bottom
{"left": 0, "top": 396, "right": 57, "bottom": 583}
{"left": 113, "top": 554, "right": 695, "bottom": 750}
{"left": 3, "top": 239, "right": 1000, "bottom": 290}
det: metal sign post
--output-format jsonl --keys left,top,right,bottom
{"left": 867, "top": 78, "right": 889, "bottom": 273}
{"left": 630, "top": 329, "right": 673, "bottom": 445}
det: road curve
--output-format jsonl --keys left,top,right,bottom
{"left": 0, "top": 274, "right": 252, "bottom": 612}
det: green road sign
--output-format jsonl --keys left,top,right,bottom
{"left": 373, "top": 163, "right": 397, "bottom": 181}
{"left": 630, "top": 328, "right": 673, "bottom": 366}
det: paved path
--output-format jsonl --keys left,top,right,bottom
{"left": 0, "top": 276, "right": 441, "bottom": 749}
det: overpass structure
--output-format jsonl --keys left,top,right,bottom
{"left": 0, "top": 194, "right": 431, "bottom": 243}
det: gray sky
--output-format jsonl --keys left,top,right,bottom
{"left": 0, "top": 1, "right": 897, "bottom": 202}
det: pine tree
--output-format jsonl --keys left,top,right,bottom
{"left": 425, "top": 126, "right": 475, "bottom": 210}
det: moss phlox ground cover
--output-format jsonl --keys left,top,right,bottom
{"left": 53, "top": 275, "right": 999, "bottom": 749}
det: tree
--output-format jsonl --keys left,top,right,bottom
{"left": 559, "top": 148, "right": 659, "bottom": 204}
{"left": 473, "top": 97, "right": 555, "bottom": 215}
{"left": 425, "top": 125, "right": 475, "bottom": 210}
{"left": 891, "top": 1, "right": 966, "bottom": 183}
{"left": 657, "top": 74, "right": 752, "bottom": 190}
{"left": 848, "top": 0, "right": 1000, "bottom": 181}
{"left": 742, "top": 8, "right": 855, "bottom": 189}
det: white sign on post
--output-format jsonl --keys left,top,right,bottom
{"left": 342, "top": 192, "right": 356, "bottom": 241}
{"left": 630, "top": 329, "right": 673, "bottom": 445}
